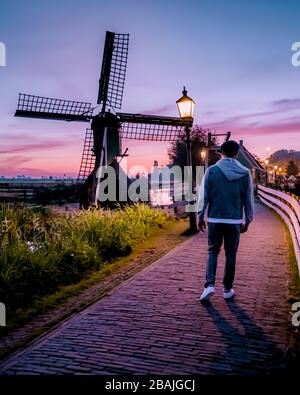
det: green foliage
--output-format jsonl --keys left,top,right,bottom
{"left": 286, "top": 160, "right": 299, "bottom": 176}
{"left": 168, "top": 125, "right": 219, "bottom": 168}
{"left": 0, "top": 204, "right": 169, "bottom": 314}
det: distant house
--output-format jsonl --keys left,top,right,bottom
{"left": 278, "top": 175, "right": 299, "bottom": 190}
{"left": 287, "top": 175, "right": 297, "bottom": 189}
{"left": 237, "top": 140, "right": 265, "bottom": 184}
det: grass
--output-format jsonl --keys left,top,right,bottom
{"left": 1, "top": 220, "right": 188, "bottom": 328}
{"left": 0, "top": 203, "right": 171, "bottom": 317}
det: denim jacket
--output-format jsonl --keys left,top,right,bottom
{"left": 197, "top": 158, "right": 254, "bottom": 224}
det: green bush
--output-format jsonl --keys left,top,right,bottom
{"left": 0, "top": 204, "right": 169, "bottom": 314}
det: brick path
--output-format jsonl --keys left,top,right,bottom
{"left": 0, "top": 202, "right": 291, "bottom": 374}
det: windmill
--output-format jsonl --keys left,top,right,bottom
{"left": 15, "top": 31, "right": 191, "bottom": 208}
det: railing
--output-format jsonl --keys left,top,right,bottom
{"left": 257, "top": 185, "right": 300, "bottom": 272}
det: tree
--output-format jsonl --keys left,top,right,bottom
{"left": 268, "top": 149, "right": 300, "bottom": 171}
{"left": 286, "top": 160, "right": 298, "bottom": 176}
{"left": 168, "top": 125, "right": 219, "bottom": 169}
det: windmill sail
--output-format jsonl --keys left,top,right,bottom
{"left": 78, "top": 129, "right": 96, "bottom": 181}
{"left": 97, "top": 32, "right": 129, "bottom": 111}
{"left": 117, "top": 113, "right": 189, "bottom": 141}
{"left": 15, "top": 93, "right": 93, "bottom": 122}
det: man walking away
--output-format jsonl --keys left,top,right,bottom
{"left": 197, "top": 140, "right": 254, "bottom": 301}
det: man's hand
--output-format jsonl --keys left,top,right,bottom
{"left": 240, "top": 222, "right": 250, "bottom": 234}
{"left": 198, "top": 218, "right": 206, "bottom": 232}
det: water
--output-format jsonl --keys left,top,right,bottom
{"left": 149, "top": 187, "right": 173, "bottom": 206}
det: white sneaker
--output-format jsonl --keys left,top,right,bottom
{"left": 223, "top": 288, "right": 235, "bottom": 299}
{"left": 200, "top": 286, "right": 215, "bottom": 302}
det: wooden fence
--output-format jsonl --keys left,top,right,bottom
{"left": 257, "top": 185, "right": 300, "bottom": 273}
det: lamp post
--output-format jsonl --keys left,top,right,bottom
{"left": 176, "top": 87, "right": 198, "bottom": 233}
{"left": 265, "top": 159, "right": 269, "bottom": 186}
{"left": 274, "top": 165, "right": 278, "bottom": 185}
{"left": 278, "top": 167, "right": 282, "bottom": 188}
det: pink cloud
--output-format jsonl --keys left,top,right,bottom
{"left": 0, "top": 155, "right": 32, "bottom": 167}
{"left": 140, "top": 104, "right": 175, "bottom": 116}
{"left": 205, "top": 111, "right": 300, "bottom": 138}
{"left": 0, "top": 141, "right": 68, "bottom": 154}
{"left": 238, "top": 120, "right": 300, "bottom": 136}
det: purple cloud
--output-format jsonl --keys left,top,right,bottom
{"left": 271, "top": 98, "right": 300, "bottom": 111}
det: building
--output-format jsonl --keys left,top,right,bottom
{"left": 237, "top": 140, "right": 265, "bottom": 184}
{"left": 278, "top": 175, "right": 299, "bottom": 190}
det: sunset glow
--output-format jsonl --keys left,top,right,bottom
{"left": 0, "top": 0, "right": 299, "bottom": 177}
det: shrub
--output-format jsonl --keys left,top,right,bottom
{"left": 0, "top": 204, "right": 169, "bottom": 314}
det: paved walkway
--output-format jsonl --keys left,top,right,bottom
{"left": 0, "top": 202, "right": 291, "bottom": 374}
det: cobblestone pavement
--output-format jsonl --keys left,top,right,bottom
{"left": 0, "top": 202, "right": 291, "bottom": 374}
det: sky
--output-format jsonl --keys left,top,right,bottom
{"left": 0, "top": 0, "right": 300, "bottom": 177}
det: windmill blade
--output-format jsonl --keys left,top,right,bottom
{"left": 97, "top": 32, "right": 129, "bottom": 111}
{"left": 78, "top": 128, "right": 96, "bottom": 181}
{"left": 15, "top": 93, "right": 93, "bottom": 122}
{"left": 117, "top": 113, "right": 190, "bottom": 142}
{"left": 119, "top": 122, "right": 185, "bottom": 142}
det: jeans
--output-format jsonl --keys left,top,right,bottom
{"left": 205, "top": 222, "right": 241, "bottom": 290}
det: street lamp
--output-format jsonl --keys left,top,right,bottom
{"left": 176, "top": 87, "right": 195, "bottom": 121}
{"left": 265, "top": 159, "right": 269, "bottom": 186}
{"left": 200, "top": 148, "right": 207, "bottom": 175}
{"left": 176, "top": 87, "right": 197, "bottom": 233}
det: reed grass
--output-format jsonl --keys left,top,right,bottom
{"left": 0, "top": 204, "right": 170, "bottom": 314}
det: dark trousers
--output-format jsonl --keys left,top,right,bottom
{"left": 205, "top": 222, "right": 241, "bottom": 290}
